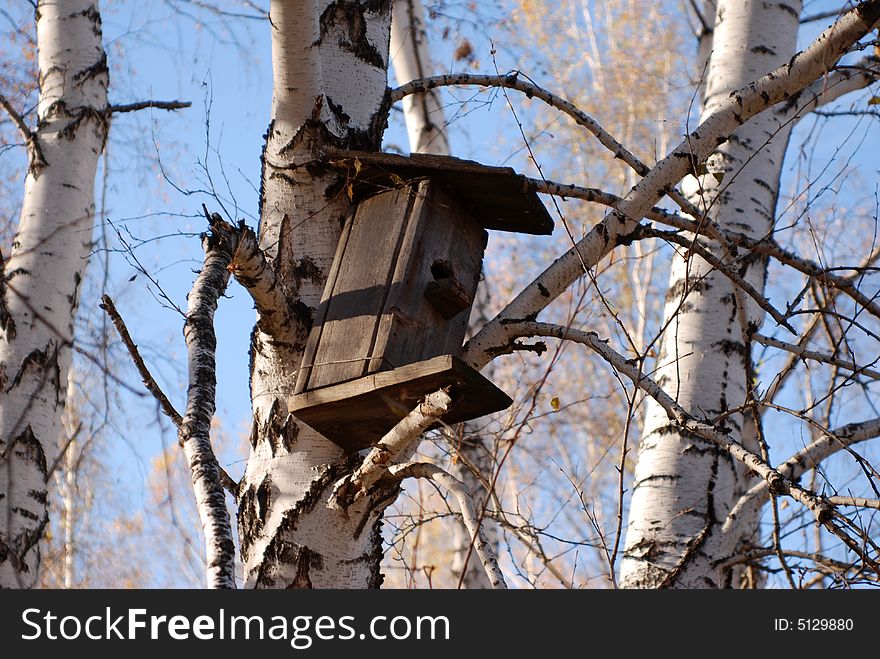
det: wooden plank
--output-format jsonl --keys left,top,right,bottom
{"left": 294, "top": 204, "right": 358, "bottom": 395}
{"left": 365, "top": 179, "right": 430, "bottom": 374}
{"left": 372, "top": 180, "right": 486, "bottom": 372}
{"left": 304, "top": 185, "right": 417, "bottom": 389}
{"left": 322, "top": 149, "right": 554, "bottom": 235}
{"left": 288, "top": 355, "right": 513, "bottom": 451}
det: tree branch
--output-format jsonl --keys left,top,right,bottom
{"left": 107, "top": 100, "right": 192, "bottom": 115}
{"left": 801, "top": 8, "right": 847, "bottom": 24}
{"left": 333, "top": 389, "right": 451, "bottom": 507}
{"left": 828, "top": 496, "right": 880, "bottom": 510}
{"left": 100, "top": 294, "right": 184, "bottom": 426}
{"left": 753, "top": 332, "right": 880, "bottom": 381}
{"left": 179, "top": 215, "right": 241, "bottom": 589}
{"left": 44, "top": 422, "right": 82, "bottom": 483}
{"left": 728, "top": 417, "right": 880, "bottom": 528}
{"left": 391, "top": 71, "right": 706, "bottom": 222}
{"left": 776, "top": 57, "right": 880, "bottom": 122}
{"left": 638, "top": 225, "right": 795, "bottom": 332}
{"left": 463, "top": 3, "right": 880, "bottom": 370}
{"left": 0, "top": 91, "right": 46, "bottom": 171}
{"left": 101, "top": 291, "right": 239, "bottom": 497}
{"left": 532, "top": 175, "right": 880, "bottom": 326}
{"left": 503, "top": 321, "right": 880, "bottom": 570}
{"left": 221, "top": 209, "right": 308, "bottom": 347}
{"left": 384, "top": 462, "right": 507, "bottom": 589}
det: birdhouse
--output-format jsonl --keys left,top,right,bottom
{"left": 289, "top": 150, "right": 553, "bottom": 451}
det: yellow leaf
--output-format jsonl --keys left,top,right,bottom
{"left": 346, "top": 181, "right": 354, "bottom": 201}
{"left": 869, "top": 97, "right": 880, "bottom": 106}
{"left": 353, "top": 157, "right": 362, "bottom": 176}
{"left": 550, "top": 396, "right": 560, "bottom": 412}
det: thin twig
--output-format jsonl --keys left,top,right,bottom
{"left": 44, "top": 422, "right": 82, "bottom": 482}
{"left": 100, "top": 293, "right": 183, "bottom": 426}
{"left": 0, "top": 91, "right": 46, "bottom": 170}
{"left": 100, "top": 293, "right": 239, "bottom": 497}
{"left": 640, "top": 225, "right": 795, "bottom": 332}
{"left": 386, "top": 461, "right": 508, "bottom": 589}
{"left": 504, "top": 321, "right": 880, "bottom": 572}
{"left": 391, "top": 72, "right": 707, "bottom": 222}
{"left": 828, "top": 496, "right": 880, "bottom": 510}
{"left": 108, "top": 100, "right": 191, "bottom": 115}
{"left": 754, "top": 332, "right": 880, "bottom": 380}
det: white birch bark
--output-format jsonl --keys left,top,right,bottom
{"left": 179, "top": 218, "right": 240, "bottom": 589}
{"left": 390, "top": 0, "right": 449, "bottom": 154}
{"left": 621, "top": 0, "right": 802, "bottom": 588}
{"left": 0, "top": 0, "right": 108, "bottom": 588}
{"left": 238, "top": 0, "right": 395, "bottom": 588}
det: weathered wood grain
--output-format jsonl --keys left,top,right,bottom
{"left": 322, "top": 149, "right": 554, "bottom": 235}
{"left": 289, "top": 355, "right": 512, "bottom": 451}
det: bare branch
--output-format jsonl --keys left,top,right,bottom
{"left": 828, "top": 496, "right": 880, "bottom": 510}
{"left": 44, "top": 422, "right": 82, "bottom": 482}
{"left": 729, "top": 417, "right": 880, "bottom": 524}
{"left": 0, "top": 91, "right": 31, "bottom": 142}
{"left": 801, "top": 8, "right": 847, "bottom": 24}
{"left": 531, "top": 179, "right": 880, "bottom": 323}
{"left": 638, "top": 226, "right": 795, "bottom": 332}
{"left": 753, "top": 332, "right": 880, "bottom": 381}
{"left": 100, "top": 294, "right": 183, "bottom": 426}
{"left": 503, "top": 321, "right": 880, "bottom": 571}
{"left": 777, "top": 57, "right": 880, "bottom": 122}
{"left": 222, "top": 210, "right": 308, "bottom": 346}
{"left": 464, "top": 4, "right": 880, "bottom": 370}
{"left": 101, "top": 292, "right": 240, "bottom": 497}
{"left": 391, "top": 71, "right": 704, "bottom": 221}
{"left": 333, "top": 389, "right": 452, "bottom": 507}
{"left": 385, "top": 462, "right": 507, "bottom": 589}
{"left": 178, "top": 215, "right": 241, "bottom": 589}
{"left": 716, "top": 547, "right": 871, "bottom": 577}
{"left": 0, "top": 91, "right": 46, "bottom": 171}
{"left": 108, "top": 100, "right": 192, "bottom": 115}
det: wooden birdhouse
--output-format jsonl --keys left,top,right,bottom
{"left": 289, "top": 150, "right": 553, "bottom": 451}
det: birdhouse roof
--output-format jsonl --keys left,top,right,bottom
{"left": 322, "top": 149, "right": 555, "bottom": 235}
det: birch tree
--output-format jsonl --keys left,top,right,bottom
{"left": 0, "top": 0, "right": 109, "bottom": 589}
{"left": 193, "top": 1, "right": 880, "bottom": 588}
{"left": 0, "top": 0, "right": 190, "bottom": 589}
{"left": 621, "top": 0, "right": 880, "bottom": 588}
{"left": 620, "top": 0, "right": 805, "bottom": 589}
{"left": 231, "top": 0, "right": 397, "bottom": 588}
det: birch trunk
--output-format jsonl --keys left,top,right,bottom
{"left": 0, "top": 0, "right": 108, "bottom": 588}
{"left": 620, "top": 0, "right": 801, "bottom": 588}
{"left": 390, "top": 0, "right": 449, "bottom": 155}
{"left": 237, "top": 0, "right": 395, "bottom": 588}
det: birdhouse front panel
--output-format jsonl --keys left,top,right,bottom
{"left": 294, "top": 177, "right": 488, "bottom": 395}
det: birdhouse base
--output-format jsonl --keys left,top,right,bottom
{"left": 288, "top": 355, "right": 512, "bottom": 452}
